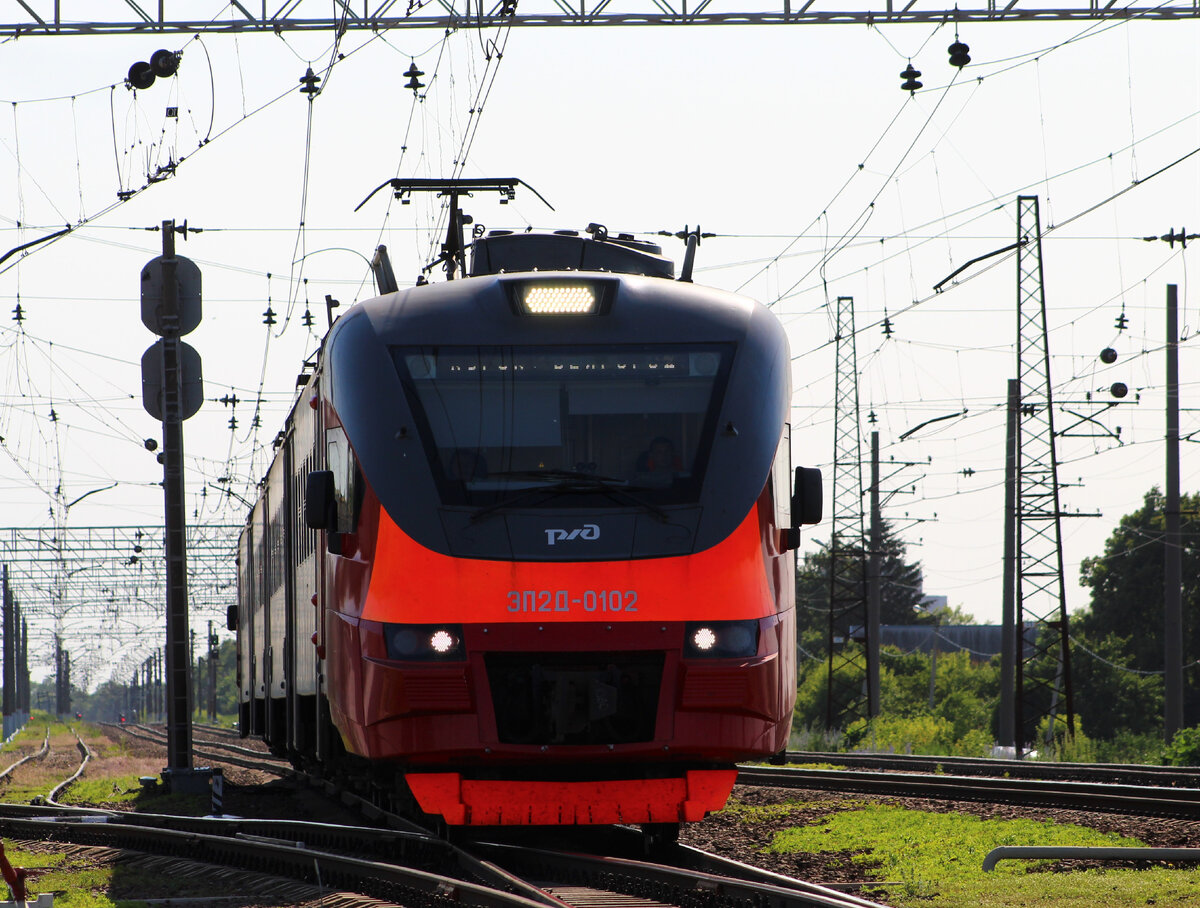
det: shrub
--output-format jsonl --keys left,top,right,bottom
{"left": 1163, "top": 725, "right": 1200, "bottom": 766}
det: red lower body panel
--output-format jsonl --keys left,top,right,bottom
{"left": 405, "top": 768, "right": 738, "bottom": 825}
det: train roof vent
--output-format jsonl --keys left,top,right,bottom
{"left": 469, "top": 229, "right": 675, "bottom": 279}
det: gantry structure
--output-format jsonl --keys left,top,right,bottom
{"left": 2, "top": 0, "right": 1200, "bottom": 36}
{"left": 0, "top": 524, "right": 240, "bottom": 691}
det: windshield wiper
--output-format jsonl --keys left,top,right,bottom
{"left": 469, "top": 471, "right": 669, "bottom": 524}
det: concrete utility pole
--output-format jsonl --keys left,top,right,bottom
{"left": 867, "top": 431, "right": 882, "bottom": 719}
{"left": 999, "top": 379, "right": 1018, "bottom": 750}
{"left": 1164, "top": 283, "right": 1183, "bottom": 741}
{"left": 2, "top": 565, "right": 13, "bottom": 739}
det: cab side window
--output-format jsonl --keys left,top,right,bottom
{"left": 326, "top": 428, "right": 360, "bottom": 534}
{"left": 771, "top": 429, "right": 791, "bottom": 528}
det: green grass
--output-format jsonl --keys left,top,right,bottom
{"left": 59, "top": 775, "right": 145, "bottom": 806}
{"left": 763, "top": 802, "right": 1200, "bottom": 907}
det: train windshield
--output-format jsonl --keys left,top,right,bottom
{"left": 394, "top": 344, "right": 732, "bottom": 507}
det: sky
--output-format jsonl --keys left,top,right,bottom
{"left": 0, "top": 12, "right": 1197, "bottom": 687}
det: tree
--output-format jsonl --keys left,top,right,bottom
{"left": 796, "top": 520, "right": 927, "bottom": 654}
{"left": 1077, "top": 488, "right": 1200, "bottom": 728}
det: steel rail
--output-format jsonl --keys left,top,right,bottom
{"left": 474, "top": 838, "right": 882, "bottom": 908}
{"left": 737, "top": 764, "right": 1200, "bottom": 819}
{"left": 107, "top": 722, "right": 291, "bottom": 776}
{"left": 1, "top": 814, "right": 552, "bottom": 908}
{"left": 782, "top": 750, "right": 1200, "bottom": 788}
{"left": 982, "top": 845, "right": 1200, "bottom": 871}
{"left": 0, "top": 727, "right": 49, "bottom": 781}
{"left": 45, "top": 728, "right": 92, "bottom": 807}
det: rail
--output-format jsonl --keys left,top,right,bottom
{"left": 45, "top": 728, "right": 91, "bottom": 807}
{"left": 737, "top": 764, "right": 1200, "bottom": 819}
{"left": 982, "top": 845, "right": 1200, "bottom": 871}
{"left": 782, "top": 750, "right": 1200, "bottom": 788}
{"left": 0, "top": 727, "right": 49, "bottom": 781}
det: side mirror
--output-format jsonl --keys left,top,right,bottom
{"left": 226, "top": 604, "right": 238, "bottom": 633}
{"left": 305, "top": 470, "right": 336, "bottom": 530}
{"left": 792, "top": 466, "right": 823, "bottom": 526}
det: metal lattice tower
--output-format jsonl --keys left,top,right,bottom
{"left": 826, "top": 295, "right": 871, "bottom": 731}
{"left": 1014, "top": 196, "right": 1074, "bottom": 753}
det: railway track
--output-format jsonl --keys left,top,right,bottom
{"left": 23, "top": 724, "right": 880, "bottom": 908}
{"left": 738, "top": 763, "right": 1200, "bottom": 819}
{"left": 781, "top": 750, "right": 1200, "bottom": 788}
{"left": 77, "top": 723, "right": 1200, "bottom": 905}
{"left": 0, "top": 794, "right": 878, "bottom": 908}
{"left": 106, "top": 722, "right": 292, "bottom": 776}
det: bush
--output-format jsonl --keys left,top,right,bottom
{"left": 1163, "top": 726, "right": 1200, "bottom": 766}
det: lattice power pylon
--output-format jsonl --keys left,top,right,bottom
{"left": 1014, "top": 196, "right": 1074, "bottom": 752}
{"left": 826, "top": 295, "right": 871, "bottom": 731}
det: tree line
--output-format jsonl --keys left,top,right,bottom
{"left": 794, "top": 488, "right": 1200, "bottom": 761}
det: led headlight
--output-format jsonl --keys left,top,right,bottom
{"left": 384, "top": 623, "right": 465, "bottom": 661}
{"left": 519, "top": 281, "right": 598, "bottom": 315}
{"left": 683, "top": 619, "right": 760, "bottom": 659}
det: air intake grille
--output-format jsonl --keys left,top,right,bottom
{"left": 486, "top": 652, "right": 663, "bottom": 746}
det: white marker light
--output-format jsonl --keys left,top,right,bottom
{"left": 429, "top": 630, "right": 456, "bottom": 654}
{"left": 522, "top": 282, "right": 597, "bottom": 315}
{"left": 692, "top": 627, "right": 718, "bottom": 651}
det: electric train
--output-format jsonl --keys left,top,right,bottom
{"left": 232, "top": 221, "right": 822, "bottom": 832}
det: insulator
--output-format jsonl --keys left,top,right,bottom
{"left": 404, "top": 62, "right": 425, "bottom": 91}
{"left": 1099, "top": 347, "right": 1118, "bottom": 364}
{"left": 298, "top": 67, "right": 321, "bottom": 97}
{"left": 1115, "top": 310, "right": 1129, "bottom": 331}
{"left": 127, "top": 60, "right": 156, "bottom": 90}
{"left": 149, "top": 49, "right": 179, "bottom": 78}
{"left": 228, "top": 416, "right": 238, "bottom": 430}
{"left": 867, "top": 409, "right": 878, "bottom": 424}
{"left": 948, "top": 41, "right": 971, "bottom": 68}
{"left": 263, "top": 306, "right": 277, "bottom": 326}
{"left": 12, "top": 302, "right": 23, "bottom": 323}
{"left": 302, "top": 308, "right": 315, "bottom": 327}
{"left": 1110, "top": 382, "right": 1129, "bottom": 398}
{"left": 900, "top": 63, "right": 922, "bottom": 92}
{"left": 882, "top": 316, "right": 894, "bottom": 337}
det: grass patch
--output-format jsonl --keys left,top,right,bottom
{"left": 724, "top": 795, "right": 869, "bottom": 824}
{"left": 59, "top": 775, "right": 146, "bottom": 806}
{"left": 764, "top": 804, "right": 1200, "bottom": 907}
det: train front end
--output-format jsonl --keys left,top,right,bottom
{"left": 308, "top": 231, "right": 821, "bottom": 827}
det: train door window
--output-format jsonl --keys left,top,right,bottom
{"left": 325, "top": 427, "right": 359, "bottom": 533}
